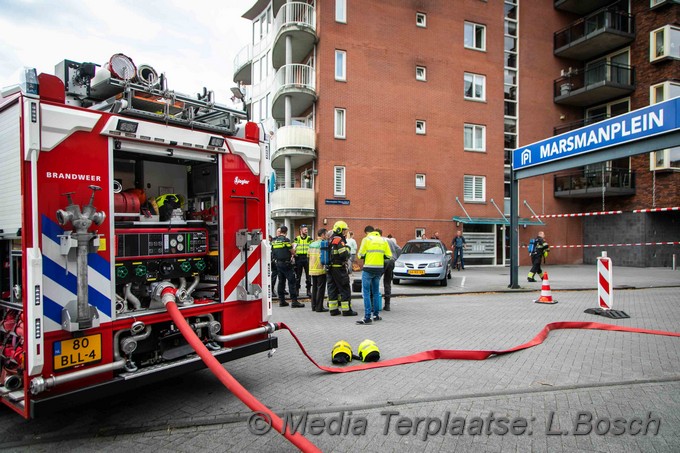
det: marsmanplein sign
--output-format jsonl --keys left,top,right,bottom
{"left": 513, "top": 97, "right": 680, "bottom": 171}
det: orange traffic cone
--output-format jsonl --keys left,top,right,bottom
{"left": 534, "top": 272, "right": 558, "bottom": 304}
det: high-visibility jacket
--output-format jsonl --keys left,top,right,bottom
{"left": 294, "top": 235, "right": 312, "bottom": 256}
{"left": 358, "top": 232, "right": 392, "bottom": 271}
{"left": 271, "top": 235, "right": 293, "bottom": 261}
{"left": 308, "top": 239, "right": 326, "bottom": 276}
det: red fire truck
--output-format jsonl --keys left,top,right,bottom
{"left": 0, "top": 53, "right": 276, "bottom": 418}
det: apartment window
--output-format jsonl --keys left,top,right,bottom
{"left": 650, "top": 81, "right": 680, "bottom": 171}
{"left": 650, "top": 81, "right": 680, "bottom": 104}
{"left": 415, "top": 173, "right": 426, "bottom": 188}
{"left": 334, "top": 108, "right": 346, "bottom": 139}
{"left": 464, "top": 73, "right": 486, "bottom": 101}
{"left": 416, "top": 12, "right": 427, "bottom": 28}
{"left": 415, "top": 228, "right": 426, "bottom": 238}
{"left": 335, "top": 50, "right": 346, "bottom": 81}
{"left": 464, "top": 22, "right": 486, "bottom": 51}
{"left": 334, "top": 166, "right": 346, "bottom": 196}
{"left": 464, "top": 175, "right": 485, "bottom": 202}
{"left": 416, "top": 120, "right": 426, "bottom": 135}
{"left": 651, "top": 0, "right": 680, "bottom": 8}
{"left": 416, "top": 66, "right": 427, "bottom": 81}
{"left": 650, "top": 25, "right": 680, "bottom": 61}
{"left": 335, "top": 0, "right": 346, "bottom": 23}
{"left": 464, "top": 124, "right": 486, "bottom": 152}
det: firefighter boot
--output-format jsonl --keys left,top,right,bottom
{"left": 527, "top": 272, "right": 536, "bottom": 282}
{"left": 341, "top": 300, "right": 357, "bottom": 316}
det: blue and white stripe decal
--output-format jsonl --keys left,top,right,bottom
{"left": 41, "top": 215, "right": 112, "bottom": 330}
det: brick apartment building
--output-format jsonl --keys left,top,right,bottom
{"left": 233, "top": 0, "right": 680, "bottom": 268}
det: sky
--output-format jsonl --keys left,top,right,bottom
{"left": 0, "top": 0, "right": 253, "bottom": 105}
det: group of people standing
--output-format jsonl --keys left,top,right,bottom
{"left": 269, "top": 221, "right": 400, "bottom": 323}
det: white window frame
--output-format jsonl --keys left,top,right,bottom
{"left": 334, "top": 108, "right": 346, "bottom": 139}
{"left": 650, "top": 81, "right": 680, "bottom": 171}
{"left": 416, "top": 12, "right": 427, "bottom": 28}
{"left": 650, "top": 0, "right": 680, "bottom": 8}
{"left": 464, "top": 72, "right": 486, "bottom": 101}
{"left": 416, "top": 66, "right": 427, "bottom": 81}
{"left": 464, "top": 21, "right": 486, "bottom": 51}
{"left": 463, "top": 175, "right": 486, "bottom": 202}
{"left": 416, "top": 120, "right": 426, "bottom": 135}
{"left": 335, "top": 50, "right": 346, "bottom": 81}
{"left": 415, "top": 228, "right": 426, "bottom": 239}
{"left": 335, "top": 0, "right": 347, "bottom": 23}
{"left": 415, "top": 173, "right": 426, "bottom": 188}
{"left": 334, "top": 166, "right": 346, "bottom": 196}
{"left": 464, "top": 124, "right": 486, "bottom": 152}
{"left": 650, "top": 25, "right": 680, "bottom": 62}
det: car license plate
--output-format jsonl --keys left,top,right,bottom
{"left": 408, "top": 270, "right": 426, "bottom": 275}
{"left": 53, "top": 334, "right": 102, "bottom": 371}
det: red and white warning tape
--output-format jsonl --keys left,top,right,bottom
{"left": 632, "top": 207, "right": 680, "bottom": 213}
{"left": 532, "top": 206, "right": 679, "bottom": 219}
{"left": 548, "top": 242, "right": 680, "bottom": 249}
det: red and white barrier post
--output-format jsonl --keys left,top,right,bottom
{"left": 597, "top": 252, "right": 613, "bottom": 310}
{"left": 586, "top": 251, "right": 629, "bottom": 319}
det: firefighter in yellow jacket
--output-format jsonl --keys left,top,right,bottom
{"left": 308, "top": 228, "right": 329, "bottom": 312}
{"left": 356, "top": 225, "right": 392, "bottom": 325}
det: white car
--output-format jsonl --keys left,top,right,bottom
{"left": 393, "top": 239, "right": 452, "bottom": 286}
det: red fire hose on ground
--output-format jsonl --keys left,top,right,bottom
{"left": 165, "top": 290, "right": 680, "bottom": 452}
{"left": 164, "top": 299, "right": 322, "bottom": 453}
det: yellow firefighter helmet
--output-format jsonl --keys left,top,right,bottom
{"left": 357, "top": 339, "right": 380, "bottom": 362}
{"left": 331, "top": 340, "right": 352, "bottom": 364}
{"left": 333, "top": 220, "right": 348, "bottom": 234}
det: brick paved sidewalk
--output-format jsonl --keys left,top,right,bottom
{"left": 2, "top": 287, "right": 679, "bottom": 452}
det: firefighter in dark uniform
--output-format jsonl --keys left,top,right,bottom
{"left": 528, "top": 231, "right": 549, "bottom": 282}
{"left": 293, "top": 225, "right": 312, "bottom": 297}
{"left": 327, "top": 221, "right": 357, "bottom": 317}
{"left": 271, "top": 226, "right": 304, "bottom": 308}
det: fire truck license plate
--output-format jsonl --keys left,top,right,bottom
{"left": 53, "top": 334, "right": 102, "bottom": 370}
{"left": 408, "top": 270, "right": 425, "bottom": 275}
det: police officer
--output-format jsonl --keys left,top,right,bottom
{"left": 270, "top": 228, "right": 280, "bottom": 298}
{"left": 327, "top": 221, "right": 357, "bottom": 317}
{"left": 293, "top": 225, "right": 312, "bottom": 297}
{"left": 271, "top": 226, "right": 304, "bottom": 308}
{"left": 528, "top": 231, "right": 550, "bottom": 282}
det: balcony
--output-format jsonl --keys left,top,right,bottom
{"left": 554, "top": 168, "right": 635, "bottom": 199}
{"left": 272, "top": 2, "right": 317, "bottom": 70}
{"left": 553, "top": 113, "right": 610, "bottom": 136}
{"left": 233, "top": 44, "right": 252, "bottom": 84}
{"left": 554, "top": 0, "right": 620, "bottom": 15}
{"left": 271, "top": 64, "right": 317, "bottom": 120}
{"left": 554, "top": 62, "right": 635, "bottom": 107}
{"left": 270, "top": 187, "right": 315, "bottom": 219}
{"left": 272, "top": 125, "right": 316, "bottom": 170}
{"left": 554, "top": 8, "right": 634, "bottom": 60}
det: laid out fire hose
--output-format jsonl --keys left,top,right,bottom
{"left": 277, "top": 321, "right": 680, "bottom": 372}
{"left": 166, "top": 289, "right": 680, "bottom": 452}
{"left": 163, "top": 294, "right": 322, "bottom": 453}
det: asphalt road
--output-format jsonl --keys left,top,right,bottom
{"left": 1, "top": 265, "right": 679, "bottom": 452}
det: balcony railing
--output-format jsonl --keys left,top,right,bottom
{"left": 233, "top": 44, "right": 252, "bottom": 84}
{"left": 554, "top": 61, "right": 635, "bottom": 106}
{"left": 553, "top": 113, "right": 610, "bottom": 136}
{"left": 554, "top": 167, "right": 635, "bottom": 198}
{"left": 272, "top": 125, "right": 316, "bottom": 169}
{"left": 554, "top": 8, "right": 634, "bottom": 59}
{"left": 272, "top": 2, "right": 317, "bottom": 70}
{"left": 270, "top": 187, "right": 315, "bottom": 218}
{"left": 273, "top": 64, "right": 315, "bottom": 95}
